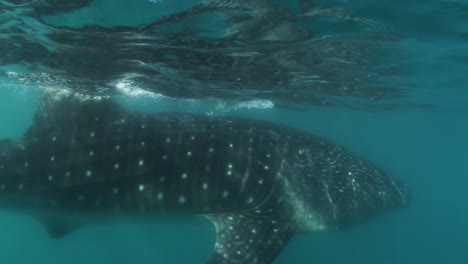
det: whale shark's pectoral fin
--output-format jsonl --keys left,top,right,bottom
{"left": 204, "top": 212, "right": 294, "bottom": 264}
{"left": 37, "top": 216, "right": 85, "bottom": 239}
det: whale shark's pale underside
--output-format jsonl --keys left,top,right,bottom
{"left": 0, "top": 93, "right": 410, "bottom": 263}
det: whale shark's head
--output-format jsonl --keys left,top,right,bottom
{"left": 283, "top": 143, "right": 411, "bottom": 231}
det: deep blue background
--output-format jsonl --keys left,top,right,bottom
{"left": 1, "top": 0, "right": 467, "bottom": 263}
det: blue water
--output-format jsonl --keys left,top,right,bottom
{"left": 1, "top": 0, "right": 467, "bottom": 263}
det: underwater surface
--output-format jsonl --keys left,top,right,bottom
{"left": 0, "top": 0, "right": 467, "bottom": 263}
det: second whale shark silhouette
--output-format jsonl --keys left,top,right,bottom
{"left": 0, "top": 93, "right": 410, "bottom": 263}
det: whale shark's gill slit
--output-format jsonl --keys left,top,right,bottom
{"left": 204, "top": 212, "right": 294, "bottom": 264}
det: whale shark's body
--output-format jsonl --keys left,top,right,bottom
{"left": 0, "top": 94, "right": 409, "bottom": 264}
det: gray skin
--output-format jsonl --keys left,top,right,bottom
{"left": 0, "top": 93, "right": 410, "bottom": 264}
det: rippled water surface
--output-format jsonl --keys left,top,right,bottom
{"left": 0, "top": 0, "right": 467, "bottom": 263}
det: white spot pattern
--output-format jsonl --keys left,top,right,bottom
{"left": 179, "top": 196, "right": 186, "bottom": 204}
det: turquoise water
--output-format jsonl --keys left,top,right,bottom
{"left": 1, "top": 0, "right": 467, "bottom": 263}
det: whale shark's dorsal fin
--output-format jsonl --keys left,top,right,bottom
{"left": 204, "top": 212, "right": 295, "bottom": 264}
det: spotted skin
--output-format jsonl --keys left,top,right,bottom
{"left": 0, "top": 94, "right": 410, "bottom": 264}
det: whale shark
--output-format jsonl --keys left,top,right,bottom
{"left": 0, "top": 93, "right": 410, "bottom": 264}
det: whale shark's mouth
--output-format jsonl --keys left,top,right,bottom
{"left": 390, "top": 177, "right": 412, "bottom": 209}
{"left": 275, "top": 144, "right": 411, "bottom": 230}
